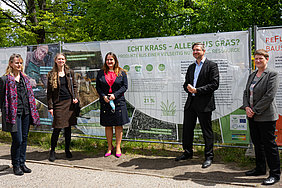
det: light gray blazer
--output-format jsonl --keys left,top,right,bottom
{"left": 243, "top": 68, "right": 279, "bottom": 121}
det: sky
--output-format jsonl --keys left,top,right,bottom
{"left": 0, "top": 1, "right": 10, "bottom": 10}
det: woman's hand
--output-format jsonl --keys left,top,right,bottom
{"left": 108, "top": 94, "right": 115, "bottom": 100}
{"left": 73, "top": 98, "right": 78, "bottom": 104}
{"left": 48, "top": 109, "right": 53, "bottom": 117}
{"left": 245, "top": 107, "right": 254, "bottom": 118}
{"left": 104, "top": 96, "right": 110, "bottom": 103}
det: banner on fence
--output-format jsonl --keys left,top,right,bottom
{"left": 0, "top": 47, "right": 27, "bottom": 128}
{"left": 220, "top": 109, "right": 250, "bottom": 144}
{"left": 100, "top": 31, "right": 250, "bottom": 140}
{"left": 25, "top": 44, "right": 60, "bottom": 105}
{"left": 0, "top": 31, "right": 251, "bottom": 143}
{"left": 0, "top": 47, "right": 27, "bottom": 76}
{"left": 62, "top": 42, "right": 105, "bottom": 135}
{"left": 256, "top": 26, "right": 282, "bottom": 146}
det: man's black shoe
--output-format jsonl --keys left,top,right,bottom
{"left": 262, "top": 176, "right": 280, "bottom": 185}
{"left": 20, "top": 165, "right": 32, "bottom": 173}
{"left": 245, "top": 169, "right": 266, "bottom": 176}
{"left": 13, "top": 166, "right": 24, "bottom": 176}
{"left": 48, "top": 150, "right": 56, "bottom": 162}
{"left": 202, "top": 159, "right": 212, "bottom": 168}
{"left": 175, "top": 153, "right": 192, "bottom": 161}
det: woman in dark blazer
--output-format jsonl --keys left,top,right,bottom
{"left": 47, "top": 53, "right": 79, "bottom": 162}
{"left": 243, "top": 49, "right": 281, "bottom": 185}
{"left": 96, "top": 52, "right": 129, "bottom": 158}
{"left": 0, "top": 54, "right": 40, "bottom": 175}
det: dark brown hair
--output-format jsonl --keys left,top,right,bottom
{"left": 192, "top": 42, "right": 206, "bottom": 51}
{"left": 254, "top": 49, "right": 269, "bottom": 59}
{"left": 102, "top": 52, "right": 126, "bottom": 76}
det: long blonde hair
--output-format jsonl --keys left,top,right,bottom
{"left": 5, "top": 54, "right": 24, "bottom": 76}
{"left": 48, "top": 53, "right": 69, "bottom": 89}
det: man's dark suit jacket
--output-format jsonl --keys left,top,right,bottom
{"left": 183, "top": 58, "right": 219, "bottom": 112}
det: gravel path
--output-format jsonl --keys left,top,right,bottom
{"left": 0, "top": 143, "right": 281, "bottom": 187}
{"left": 0, "top": 158, "right": 243, "bottom": 188}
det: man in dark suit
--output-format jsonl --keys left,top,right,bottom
{"left": 175, "top": 42, "right": 219, "bottom": 168}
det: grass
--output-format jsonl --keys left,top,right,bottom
{"left": 0, "top": 131, "right": 281, "bottom": 169}
{"left": 214, "top": 147, "right": 255, "bottom": 167}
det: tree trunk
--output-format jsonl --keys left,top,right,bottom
{"left": 27, "top": 0, "right": 46, "bottom": 44}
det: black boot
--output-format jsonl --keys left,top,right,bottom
{"left": 20, "top": 165, "right": 32, "bottom": 173}
{"left": 65, "top": 150, "right": 72, "bottom": 158}
{"left": 64, "top": 126, "right": 72, "bottom": 159}
{"left": 13, "top": 166, "right": 24, "bottom": 176}
{"left": 48, "top": 150, "right": 56, "bottom": 162}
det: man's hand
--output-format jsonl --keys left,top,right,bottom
{"left": 187, "top": 84, "right": 197, "bottom": 94}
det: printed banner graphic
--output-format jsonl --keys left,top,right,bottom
{"left": 0, "top": 31, "right": 251, "bottom": 143}
{"left": 256, "top": 27, "right": 282, "bottom": 146}
{"left": 100, "top": 31, "right": 249, "bottom": 140}
{"left": 220, "top": 109, "right": 250, "bottom": 144}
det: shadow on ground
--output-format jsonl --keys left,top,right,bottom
{"left": 1, "top": 143, "right": 276, "bottom": 187}
{"left": 173, "top": 171, "right": 264, "bottom": 186}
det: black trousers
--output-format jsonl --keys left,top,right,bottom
{"left": 183, "top": 99, "right": 214, "bottom": 159}
{"left": 249, "top": 119, "right": 281, "bottom": 179}
{"left": 51, "top": 126, "right": 71, "bottom": 151}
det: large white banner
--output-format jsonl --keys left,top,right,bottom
{"left": 101, "top": 31, "right": 249, "bottom": 124}
{"left": 256, "top": 27, "right": 282, "bottom": 114}
{"left": 0, "top": 46, "right": 27, "bottom": 76}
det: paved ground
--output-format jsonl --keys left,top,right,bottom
{"left": 0, "top": 143, "right": 281, "bottom": 187}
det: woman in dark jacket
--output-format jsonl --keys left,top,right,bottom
{"left": 96, "top": 52, "right": 129, "bottom": 158}
{"left": 47, "top": 53, "right": 78, "bottom": 162}
{"left": 243, "top": 49, "right": 280, "bottom": 185}
{"left": 0, "top": 54, "right": 40, "bottom": 175}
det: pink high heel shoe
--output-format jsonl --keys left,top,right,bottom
{"left": 105, "top": 146, "right": 114, "bottom": 157}
{"left": 115, "top": 153, "right": 122, "bottom": 158}
{"left": 115, "top": 149, "right": 122, "bottom": 158}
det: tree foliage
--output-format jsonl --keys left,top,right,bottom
{"left": 77, "top": 0, "right": 192, "bottom": 41}
{"left": 0, "top": 0, "right": 87, "bottom": 46}
{"left": 186, "top": 0, "right": 282, "bottom": 34}
{"left": 0, "top": 0, "right": 281, "bottom": 47}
